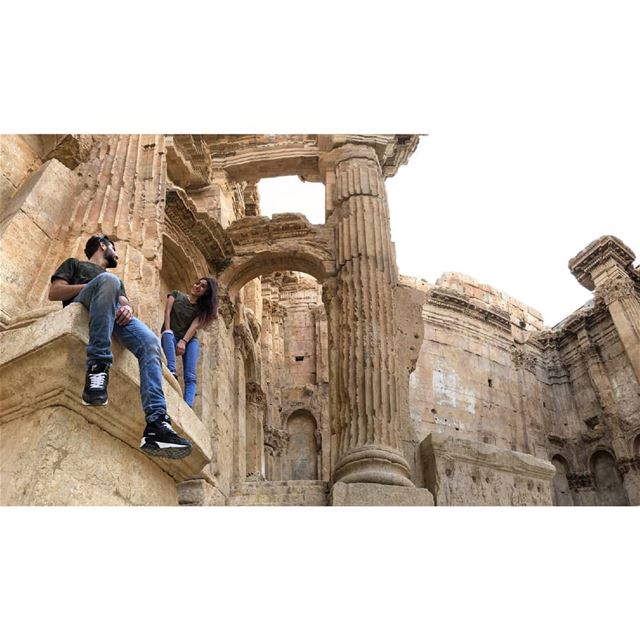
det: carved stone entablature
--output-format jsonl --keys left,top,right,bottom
{"left": 44, "top": 134, "right": 97, "bottom": 170}
{"left": 164, "top": 187, "right": 234, "bottom": 272}
{"left": 547, "top": 433, "right": 568, "bottom": 447}
{"left": 511, "top": 347, "right": 539, "bottom": 373}
{"left": 243, "top": 182, "right": 261, "bottom": 217}
{"left": 166, "top": 135, "right": 212, "bottom": 189}
{"left": 569, "top": 235, "right": 636, "bottom": 290}
{"left": 319, "top": 134, "right": 420, "bottom": 178}
{"left": 264, "top": 425, "right": 290, "bottom": 457}
{"left": 427, "top": 288, "right": 511, "bottom": 331}
{"left": 218, "top": 214, "right": 336, "bottom": 298}
{"left": 595, "top": 275, "right": 637, "bottom": 306}
{"left": 581, "top": 428, "right": 604, "bottom": 443}
{"left": 567, "top": 471, "right": 595, "bottom": 491}
{"left": 617, "top": 456, "right": 640, "bottom": 476}
{"left": 246, "top": 381, "right": 267, "bottom": 409}
{"left": 204, "top": 134, "right": 322, "bottom": 182}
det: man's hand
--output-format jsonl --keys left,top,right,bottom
{"left": 115, "top": 304, "right": 134, "bottom": 326}
{"left": 176, "top": 339, "right": 186, "bottom": 356}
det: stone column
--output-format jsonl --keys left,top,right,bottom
{"left": 570, "top": 236, "right": 640, "bottom": 384}
{"left": 576, "top": 327, "right": 627, "bottom": 453}
{"left": 617, "top": 457, "right": 640, "bottom": 505}
{"left": 59, "top": 134, "right": 168, "bottom": 328}
{"left": 320, "top": 143, "right": 413, "bottom": 487}
{"left": 245, "top": 381, "right": 267, "bottom": 478}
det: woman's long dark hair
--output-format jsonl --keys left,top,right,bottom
{"left": 195, "top": 277, "right": 218, "bottom": 329}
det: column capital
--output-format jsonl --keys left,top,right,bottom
{"left": 569, "top": 235, "right": 636, "bottom": 290}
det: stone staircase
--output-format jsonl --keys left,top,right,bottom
{"left": 228, "top": 480, "right": 329, "bottom": 506}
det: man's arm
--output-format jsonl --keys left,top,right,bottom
{"left": 48, "top": 278, "right": 85, "bottom": 301}
{"left": 115, "top": 296, "right": 134, "bottom": 326}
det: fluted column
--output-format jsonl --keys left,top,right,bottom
{"left": 320, "top": 143, "right": 413, "bottom": 486}
{"left": 62, "top": 135, "right": 167, "bottom": 327}
{"left": 570, "top": 235, "right": 640, "bottom": 385}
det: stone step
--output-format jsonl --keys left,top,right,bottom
{"left": 229, "top": 481, "right": 329, "bottom": 506}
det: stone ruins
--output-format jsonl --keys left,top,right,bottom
{"left": 1, "top": 134, "right": 638, "bottom": 506}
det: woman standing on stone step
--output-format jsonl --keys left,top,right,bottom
{"left": 161, "top": 277, "right": 218, "bottom": 407}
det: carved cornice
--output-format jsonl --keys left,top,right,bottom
{"left": 264, "top": 425, "right": 290, "bottom": 457}
{"left": 427, "top": 287, "right": 512, "bottom": 331}
{"left": 320, "top": 134, "right": 420, "bottom": 178}
{"left": 164, "top": 187, "right": 235, "bottom": 271}
{"left": 569, "top": 235, "right": 636, "bottom": 290}
{"left": 511, "top": 347, "right": 539, "bottom": 373}
{"left": 617, "top": 456, "right": 640, "bottom": 476}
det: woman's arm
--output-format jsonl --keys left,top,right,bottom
{"left": 163, "top": 295, "right": 175, "bottom": 333}
{"left": 176, "top": 317, "right": 200, "bottom": 355}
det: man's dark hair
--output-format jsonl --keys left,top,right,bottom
{"left": 84, "top": 235, "right": 114, "bottom": 259}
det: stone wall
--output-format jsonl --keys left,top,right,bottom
{"left": 1, "top": 134, "right": 637, "bottom": 506}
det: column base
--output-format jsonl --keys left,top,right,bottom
{"left": 333, "top": 445, "right": 414, "bottom": 487}
{"left": 330, "top": 482, "right": 433, "bottom": 506}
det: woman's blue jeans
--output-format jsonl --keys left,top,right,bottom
{"left": 73, "top": 272, "right": 167, "bottom": 423}
{"left": 161, "top": 331, "right": 199, "bottom": 407}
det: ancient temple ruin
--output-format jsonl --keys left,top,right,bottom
{"left": 1, "top": 134, "right": 638, "bottom": 505}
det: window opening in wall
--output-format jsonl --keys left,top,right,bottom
{"left": 487, "top": 378, "right": 492, "bottom": 387}
{"left": 295, "top": 355, "right": 304, "bottom": 362}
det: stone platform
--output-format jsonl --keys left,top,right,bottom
{"left": 0, "top": 305, "right": 212, "bottom": 505}
{"left": 420, "top": 432, "right": 556, "bottom": 506}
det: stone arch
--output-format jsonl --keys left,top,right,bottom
{"left": 285, "top": 409, "right": 319, "bottom": 481}
{"left": 218, "top": 214, "right": 336, "bottom": 300}
{"left": 590, "top": 449, "right": 629, "bottom": 506}
{"left": 550, "top": 455, "right": 574, "bottom": 506}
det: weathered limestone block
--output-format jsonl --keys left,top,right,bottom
{"left": 0, "top": 135, "right": 43, "bottom": 214}
{"left": 1, "top": 406, "right": 177, "bottom": 506}
{"left": 0, "top": 305, "right": 212, "bottom": 505}
{"left": 330, "top": 482, "right": 434, "bottom": 506}
{"left": 176, "top": 479, "right": 227, "bottom": 506}
{"left": 420, "top": 432, "right": 555, "bottom": 506}
{"left": 0, "top": 159, "right": 80, "bottom": 327}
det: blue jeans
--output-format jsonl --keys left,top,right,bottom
{"left": 73, "top": 272, "right": 166, "bottom": 423}
{"left": 161, "top": 331, "right": 199, "bottom": 407}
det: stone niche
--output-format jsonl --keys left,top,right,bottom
{"left": 420, "top": 432, "right": 555, "bottom": 506}
{"left": 0, "top": 305, "right": 213, "bottom": 506}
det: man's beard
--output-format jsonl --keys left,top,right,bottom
{"left": 105, "top": 253, "right": 118, "bottom": 268}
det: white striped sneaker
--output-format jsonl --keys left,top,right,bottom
{"left": 140, "top": 414, "right": 192, "bottom": 459}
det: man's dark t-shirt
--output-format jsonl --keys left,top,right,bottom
{"left": 50, "top": 258, "right": 127, "bottom": 307}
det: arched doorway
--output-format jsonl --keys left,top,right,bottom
{"left": 285, "top": 410, "right": 319, "bottom": 480}
{"left": 590, "top": 450, "right": 629, "bottom": 506}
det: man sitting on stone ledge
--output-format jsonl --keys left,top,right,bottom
{"left": 48, "top": 234, "right": 193, "bottom": 459}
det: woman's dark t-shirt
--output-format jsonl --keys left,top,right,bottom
{"left": 166, "top": 290, "right": 198, "bottom": 339}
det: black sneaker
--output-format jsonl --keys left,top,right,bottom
{"left": 140, "top": 414, "right": 193, "bottom": 459}
{"left": 82, "top": 362, "right": 110, "bottom": 406}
